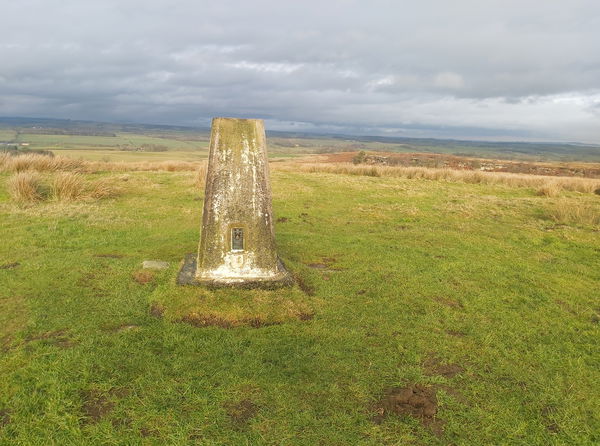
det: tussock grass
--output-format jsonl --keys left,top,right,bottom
{"left": 51, "top": 172, "right": 85, "bottom": 201}
{"left": 547, "top": 200, "right": 600, "bottom": 226}
{"left": 7, "top": 171, "right": 44, "bottom": 203}
{"left": 275, "top": 162, "right": 600, "bottom": 194}
{"left": 1, "top": 153, "right": 85, "bottom": 172}
{"left": 88, "top": 178, "right": 120, "bottom": 200}
{"left": 536, "top": 181, "right": 562, "bottom": 197}
{"left": 6, "top": 171, "right": 121, "bottom": 204}
{"left": 0, "top": 153, "right": 203, "bottom": 173}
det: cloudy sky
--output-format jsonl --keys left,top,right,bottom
{"left": 1, "top": 0, "right": 599, "bottom": 142}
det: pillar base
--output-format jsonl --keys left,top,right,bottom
{"left": 177, "top": 253, "right": 293, "bottom": 289}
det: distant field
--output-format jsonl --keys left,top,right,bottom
{"left": 51, "top": 149, "right": 209, "bottom": 162}
{"left": 19, "top": 132, "right": 205, "bottom": 151}
{"left": 1, "top": 117, "right": 599, "bottom": 162}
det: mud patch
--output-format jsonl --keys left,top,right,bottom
{"left": 293, "top": 273, "right": 315, "bottom": 296}
{"left": 179, "top": 311, "right": 310, "bottom": 329}
{"left": 0, "top": 262, "right": 19, "bottom": 270}
{"left": 94, "top": 253, "right": 125, "bottom": 259}
{"left": 434, "top": 296, "right": 463, "bottom": 309}
{"left": 372, "top": 384, "right": 443, "bottom": 435}
{"left": 276, "top": 217, "right": 289, "bottom": 223}
{"left": 149, "top": 302, "right": 165, "bottom": 318}
{"left": 243, "top": 317, "right": 281, "bottom": 329}
{"left": 446, "top": 329, "right": 466, "bottom": 337}
{"left": 26, "top": 330, "right": 75, "bottom": 349}
{"left": 180, "top": 313, "right": 234, "bottom": 329}
{"left": 224, "top": 399, "right": 259, "bottom": 430}
{"left": 297, "top": 312, "right": 314, "bottom": 321}
{"left": 541, "top": 405, "right": 560, "bottom": 433}
{"left": 81, "top": 390, "right": 115, "bottom": 424}
{"left": 0, "top": 409, "right": 10, "bottom": 427}
{"left": 132, "top": 270, "right": 155, "bottom": 284}
{"left": 423, "top": 355, "right": 464, "bottom": 378}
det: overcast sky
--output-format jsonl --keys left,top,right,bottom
{"left": 1, "top": 0, "right": 599, "bottom": 142}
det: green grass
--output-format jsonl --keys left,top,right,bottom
{"left": 1, "top": 169, "right": 598, "bottom": 445}
{"left": 19, "top": 132, "right": 206, "bottom": 151}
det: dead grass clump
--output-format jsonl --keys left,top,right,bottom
{"left": 132, "top": 270, "right": 155, "bottom": 284}
{"left": 194, "top": 164, "right": 208, "bottom": 188}
{"left": 7, "top": 171, "right": 44, "bottom": 203}
{"left": 6, "top": 172, "right": 122, "bottom": 204}
{"left": 88, "top": 178, "right": 120, "bottom": 199}
{"left": 536, "top": 181, "right": 563, "bottom": 197}
{"left": 52, "top": 172, "right": 84, "bottom": 201}
{"left": 547, "top": 200, "right": 600, "bottom": 226}
{"left": 0, "top": 153, "right": 84, "bottom": 172}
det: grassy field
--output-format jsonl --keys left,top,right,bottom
{"left": 1, "top": 161, "right": 599, "bottom": 444}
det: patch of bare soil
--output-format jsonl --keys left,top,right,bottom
{"left": 445, "top": 329, "right": 466, "bottom": 337}
{"left": 132, "top": 270, "right": 155, "bottom": 284}
{"left": 0, "top": 262, "right": 19, "bottom": 269}
{"left": 423, "top": 355, "right": 465, "bottom": 378}
{"left": 293, "top": 273, "right": 315, "bottom": 296}
{"left": 372, "top": 384, "right": 444, "bottom": 436}
{"left": 179, "top": 311, "right": 312, "bottom": 329}
{"left": 81, "top": 390, "right": 115, "bottom": 424}
{"left": 276, "top": 216, "right": 289, "bottom": 223}
{"left": 541, "top": 405, "right": 560, "bottom": 433}
{"left": 26, "top": 330, "right": 75, "bottom": 349}
{"left": 224, "top": 399, "right": 259, "bottom": 430}
{"left": 297, "top": 312, "right": 314, "bottom": 321}
{"left": 434, "top": 296, "right": 463, "bottom": 309}
{"left": 0, "top": 409, "right": 10, "bottom": 427}
{"left": 149, "top": 302, "right": 165, "bottom": 318}
{"left": 180, "top": 313, "right": 233, "bottom": 328}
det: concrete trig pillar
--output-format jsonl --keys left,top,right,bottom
{"left": 178, "top": 117, "right": 291, "bottom": 288}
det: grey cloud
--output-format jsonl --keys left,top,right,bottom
{"left": 1, "top": 0, "right": 599, "bottom": 141}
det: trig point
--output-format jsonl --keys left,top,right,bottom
{"left": 178, "top": 117, "right": 292, "bottom": 288}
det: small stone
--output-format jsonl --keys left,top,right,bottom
{"left": 142, "top": 260, "right": 169, "bottom": 270}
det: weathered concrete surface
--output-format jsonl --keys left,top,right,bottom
{"left": 142, "top": 260, "right": 169, "bottom": 270}
{"left": 183, "top": 117, "right": 291, "bottom": 287}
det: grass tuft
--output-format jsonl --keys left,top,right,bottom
{"left": 7, "top": 171, "right": 44, "bottom": 203}
{"left": 52, "top": 172, "right": 84, "bottom": 201}
{"left": 546, "top": 200, "right": 600, "bottom": 226}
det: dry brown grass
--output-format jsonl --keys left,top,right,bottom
{"left": 7, "top": 171, "right": 44, "bottom": 203}
{"left": 536, "top": 181, "right": 562, "bottom": 197}
{"left": 52, "top": 172, "right": 85, "bottom": 201}
{"left": 273, "top": 162, "right": 600, "bottom": 194}
{"left": 194, "top": 164, "right": 208, "bottom": 189}
{"left": 88, "top": 178, "right": 120, "bottom": 200}
{"left": 0, "top": 153, "right": 204, "bottom": 173}
{"left": 547, "top": 200, "right": 600, "bottom": 226}
{"left": 6, "top": 171, "right": 121, "bottom": 204}
{"left": 0, "top": 153, "right": 85, "bottom": 173}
